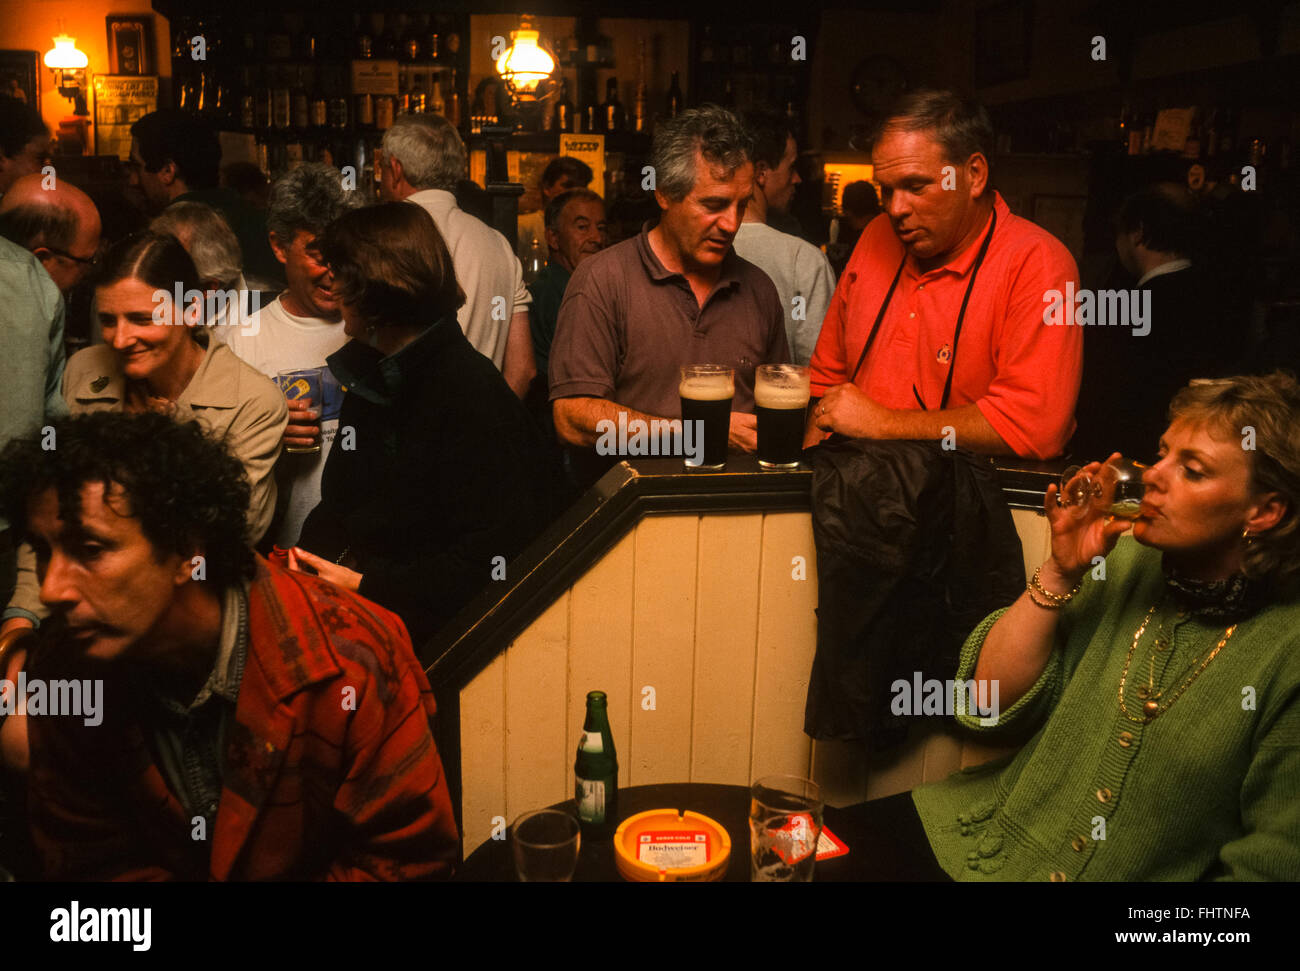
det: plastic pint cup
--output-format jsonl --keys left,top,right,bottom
{"left": 755, "top": 364, "right": 811, "bottom": 470}
{"left": 679, "top": 365, "right": 734, "bottom": 470}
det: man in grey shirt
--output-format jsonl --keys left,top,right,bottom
{"left": 734, "top": 108, "right": 835, "bottom": 366}
{"left": 549, "top": 106, "right": 789, "bottom": 479}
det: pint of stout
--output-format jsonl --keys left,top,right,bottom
{"left": 755, "top": 364, "right": 811, "bottom": 470}
{"left": 679, "top": 364, "right": 734, "bottom": 470}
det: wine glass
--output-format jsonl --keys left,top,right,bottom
{"left": 1057, "top": 456, "right": 1148, "bottom": 520}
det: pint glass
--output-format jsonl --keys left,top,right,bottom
{"left": 755, "top": 364, "right": 811, "bottom": 470}
{"left": 679, "top": 365, "right": 734, "bottom": 470}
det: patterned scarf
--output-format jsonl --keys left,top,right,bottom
{"left": 1163, "top": 567, "right": 1265, "bottom": 622}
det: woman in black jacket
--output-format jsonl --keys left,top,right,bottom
{"left": 291, "top": 203, "right": 551, "bottom": 648}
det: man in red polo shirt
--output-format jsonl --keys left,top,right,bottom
{"left": 806, "top": 90, "right": 1081, "bottom": 460}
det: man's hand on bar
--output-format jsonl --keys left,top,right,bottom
{"left": 812, "top": 382, "right": 892, "bottom": 439}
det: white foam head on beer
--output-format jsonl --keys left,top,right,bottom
{"left": 679, "top": 372, "right": 734, "bottom": 400}
{"left": 755, "top": 365, "right": 811, "bottom": 409}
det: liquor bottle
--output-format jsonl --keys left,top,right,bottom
{"left": 523, "top": 235, "right": 544, "bottom": 285}
{"left": 355, "top": 91, "right": 374, "bottom": 130}
{"left": 574, "top": 691, "right": 619, "bottom": 839}
{"left": 397, "top": 65, "right": 412, "bottom": 115}
{"left": 374, "top": 94, "right": 394, "bottom": 131}
{"left": 409, "top": 69, "right": 427, "bottom": 114}
{"left": 666, "top": 70, "right": 684, "bottom": 120}
{"left": 310, "top": 76, "right": 328, "bottom": 132}
{"left": 384, "top": 13, "right": 406, "bottom": 61}
{"left": 584, "top": 101, "right": 599, "bottom": 134}
{"left": 602, "top": 78, "right": 625, "bottom": 133}
{"left": 355, "top": 13, "right": 373, "bottom": 59}
{"left": 422, "top": 13, "right": 440, "bottom": 62}
{"left": 255, "top": 66, "right": 272, "bottom": 129}
{"left": 328, "top": 66, "right": 349, "bottom": 131}
{"left": 444, "top": 70, "right": 460, "bottom": 128}
{"left": 633, "top": 40, "right": 647, "bottom": 133}
{"left": 271, "top": 67, "right": 292, "bottom": 131}
{"left": 291, "top": 67, "right": 310, "bottom": 132}
{"left": 430, "top": 77, "right": 446, "bottom": 119}
{"left": 554, "top": 77, "right": 575, "bottom": 132}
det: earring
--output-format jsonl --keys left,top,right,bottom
{"left": 1242, "top": 526, "right": 1256, "bottom": 545}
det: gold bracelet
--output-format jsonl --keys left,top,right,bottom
{"left": 1030, "top": 566, "right": 1081, "bottom": 605}
{"left": 1026, "top": 585, "right": 1064, "bottom": 610}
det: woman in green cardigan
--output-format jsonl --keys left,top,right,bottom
{"left": 910, "top": 372, "right": 1300, "bottom": 881}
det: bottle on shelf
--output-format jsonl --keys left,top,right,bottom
{"left": 397, "top": 65, "right": 412, "bottom": 115}
{"left": 633, "top": 40, "right": 647, "bottom": 133}
{"left": 255, "top": 68, "right": 272, "bottom": 130}
{"left": 666, "top": 70, "right": 684, "bottom": 120}
{"left": 291, "top": 67, "right": 310, "bottom": 133}
{"left": 355, "top": 90, "right": 374, "bottom": 131}
{"left": 423, "top": 14, "right": 440, "bottom": 62}
{"left": 374, "top": 93, "right": 394, "bottom": 131}
{"left": 554, "top": 77, "right": 575, "bottom": 132}
{"left": 444, "top": 70, "right": 460, "bottom": 128}
{"left": 523, "top": 235, "right": 544, "bottom": 285}
{"left": 328, "top": 66, "right": 349, "bottom": 131}
{"left": 310, "top": 78, "right": 328, "bottom": 133}
{"left": 602, "top": 77, "right": 625, "bottom": 133}
{"left": 574, "top": 691, "right": 619, "bottom": 840}
{"left": 409, "top": 69, "right": 427, "bottom": 114}
{"left": 429, "top": 76, "right": 446, "bottom": 119}
{"left": 355, "top": 13, "right": 373, "bottom": 59}
{"left": 271, "top": 67, "right": 291, "bottom": 131}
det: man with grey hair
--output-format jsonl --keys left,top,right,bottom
{"left": 547, "top": 105, "right": 788, "bottom": 486}
{"left": 224, "top": 162, "right": 358, "bottom": 548}
{"left": 806, "top": 89, "right": 1081, "bottom": 460}
{"left": 377, "top": 113, "right": 535, "bottom": 398}
{"left": 150, "top": 201, "right": 251, "bottom": 334}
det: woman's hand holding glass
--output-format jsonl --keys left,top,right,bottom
{"left": 1043, "top": 452, "right": 1138, "bottom": 589}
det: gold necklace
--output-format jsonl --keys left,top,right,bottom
{"left": 1118, "top": 602, "right": 1238, "bottom": 724}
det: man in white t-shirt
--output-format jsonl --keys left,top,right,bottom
{"left": 733, "top": 108, "right": 835, "bottom": 366}
{"left": 377, "top": 113, "right": 536, "bottom": 398}
{"left": 224, "top": 163, "right": 358, "bottom": 548}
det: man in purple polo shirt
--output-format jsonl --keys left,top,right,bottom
{"left": 548, "top": 106, "right": 789, "bottom": 481}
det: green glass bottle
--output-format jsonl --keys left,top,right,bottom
{"left": 574, "top": 690, "right": 619, "bottom": 838}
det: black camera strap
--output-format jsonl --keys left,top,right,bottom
{"left": 847, "top": 208, "right": 998, "bottom": 411}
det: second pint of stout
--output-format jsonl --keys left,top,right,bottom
{"left": 755, "top": 364, "right": 811, "bottom": 470}
{"left": 679, "top": 365, "right": 734, "bottom": 470}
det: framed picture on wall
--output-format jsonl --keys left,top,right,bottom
{"left": 0, "top": 50, "right": 41, "bottom": 106}
{"left": 106, "top": 16, "right": 154, "bottom": 76}
{"left": 93, "top": 74, "right": 158, "bottom": 159}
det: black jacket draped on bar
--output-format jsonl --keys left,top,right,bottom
{"left": 298, "top": 315, "right": 552, "bottom": 649}
{"left": 804, "top": 439, "right": 1026, "bottom": 750}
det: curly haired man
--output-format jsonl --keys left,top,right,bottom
{"left": 0, "top": 412, "right": 459, "bottom": 880}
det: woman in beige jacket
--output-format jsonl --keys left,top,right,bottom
{"left": 3, "top": 231, "right": 286, "bottom": 629}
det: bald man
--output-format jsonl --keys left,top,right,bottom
{"left": 0, "top": 173, "right": 102, "bottom": 294}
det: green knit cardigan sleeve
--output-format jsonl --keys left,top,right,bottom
{"left": 950, "top": 540, "right": 1137, "bottom": 741}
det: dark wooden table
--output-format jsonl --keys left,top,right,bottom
{"left": 455, "top": 783, "right": 942, "bottom": 882}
